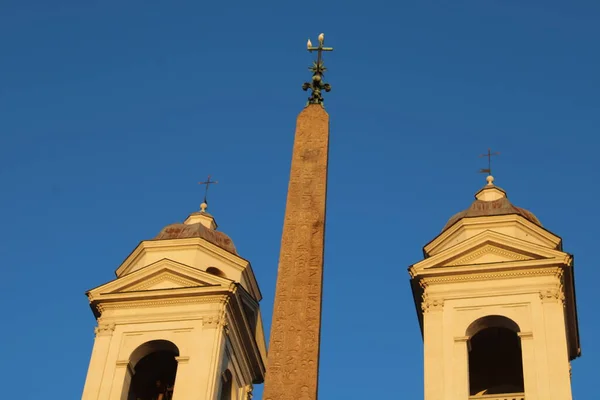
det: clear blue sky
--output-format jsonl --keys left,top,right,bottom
{"left": 1, "top": 0, "right": 599, "bottom": 398}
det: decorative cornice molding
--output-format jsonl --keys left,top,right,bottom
{"left": 420, "top": 266, "right": 563, "bottom": 287}
{"left": 91, "top": 259, "right": 234, "bottom": 301}
{"left": 94, "top": 322, "right": 116, "bottom": 337}
{"left": 97, "top": 295, "right": 229, "bottom": 313}
{"left": 408, "top": 266, "right": 417, "bottom": 278}
{"left": 419, "top": 228, "right": 566, "bottom": 275}
{"left": 221, "top": 291, "right": 234, "bottom": 306}
{"left": 446, "top": 244, "right": 533, "bottom": 266}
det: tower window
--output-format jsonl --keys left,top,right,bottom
{"left": 219, "top": 369, "right": 233, "bottom": 400}
{"left": 206, "top": 266, "right": 227, "bottom": 278}
{"left": 467, "top": 316, "right": 524, "bottom": 396}
{"left": 242, "top": 301, "right": 257, "bottom": 336}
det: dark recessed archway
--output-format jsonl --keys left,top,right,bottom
{"left": 219, "top": 369, "right": 233, "bottom": 400}
{"left": 467, "top": 316, "right": 524, "bottom": 396}
{"left": 127, "top": 340, "right": 179, "bottom": 400}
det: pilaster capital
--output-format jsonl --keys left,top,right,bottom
{"left": 94, "top": 322, "right": 116, "bottom": 337}
{"left": 539, "top": 287, "right": 565, "bottom": 304}
{"left": 202, "top": 315, "right": 228, "bottom": 332}
{"left": 421, "top": 295, "right": 444, "bottom": 313}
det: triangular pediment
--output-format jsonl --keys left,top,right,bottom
{"left": 115, "top": 270, "right": 212, "bottom": 293}
{"left": 424, "top": 214, "right": 562, "bottom": 257}
{"left": 116, "top": 238, "right": 247, "bottom": 278}
{"left": 443, "top": 243, "right": 537, "bottom": 266}
{"left": 411, "top": 230, "right": 569, "bottom": 275}
{"left": 88, "top": 258, "right": 232, "bottom": 299}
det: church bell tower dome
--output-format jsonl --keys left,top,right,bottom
{"left": 153, "top": 202, "right": 238, "bottom": 255}
{"left": 442, "top": 175, "right": 542, "bottom": 232}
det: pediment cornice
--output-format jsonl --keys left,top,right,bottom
{"left": 112, "top": 238, "right": 263, "bottom": 301}
{"left": 116, "top": 238, "right": 250, "bottom": 277}
{"left": 88, "top": 258, "right": 234, "bottom": 302}
{"left": 424, "top": 214, "right": 562, "bottom": 257}
{"left": 411, "top": 230, "right": 570, "bottom": 277}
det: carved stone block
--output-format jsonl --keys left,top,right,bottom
{"left": 262, "top": 105, "right": 329, "bottom": 400}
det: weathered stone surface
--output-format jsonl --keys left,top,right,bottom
{"left": 262, "top": 104, "right": 329, "bottom": 400}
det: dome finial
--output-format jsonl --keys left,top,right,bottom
{"left": 486, "top": 175, "right": 494, "bottom": 186}
{"left": 197, "top": 175, "right": 218, "bottom": 213}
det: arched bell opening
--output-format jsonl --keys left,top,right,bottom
{"left": 467, "top": 315, "right": 524, "bottom": 396}
{"left": 126, "top": 340, "right": 179, "bottom": 400}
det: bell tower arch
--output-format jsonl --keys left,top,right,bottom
{"left": 81, "top": 204, "right": 266, "bottom": 400}
{"left": 126, "top": 340, "right": 179, "bottom": 400}
{"left": 409, "top": 176, "right": 581, "bottom": 400}
{"left": 466, "top": 316, "right": 524, "bottom": 396}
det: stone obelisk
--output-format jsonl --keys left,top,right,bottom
{"left": 262, "top": 33, "right": 333, "bottom": 400}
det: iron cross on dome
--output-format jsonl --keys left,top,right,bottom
{"left": 198, "top": 175, "right": 218, "bottom": 208}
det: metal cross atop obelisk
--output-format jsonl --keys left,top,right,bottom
{"left": 479, "top": 148, "right": 500, "bottom": 175}
{"left": 262, "top": 34, "right": 333, "bottom": 400}
{"left": 198, "top": 175, "right": 218, "bottom": 211}
{"left": 303, "top": 33, "right": 334, "bottom": 106}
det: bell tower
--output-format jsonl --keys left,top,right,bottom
{"left": 81, "top": 202, "right": 266, "bottom": 400}
{"left": 409, "top": 175, "right": 581, "bottom": 400}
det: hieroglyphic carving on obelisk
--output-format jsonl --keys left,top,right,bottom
{"left": 262, "top": 33, "right": 333, "bottom": 400}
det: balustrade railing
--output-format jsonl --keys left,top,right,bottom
{"left": 469, "top": 393, "right": 525, "bottom": 400}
